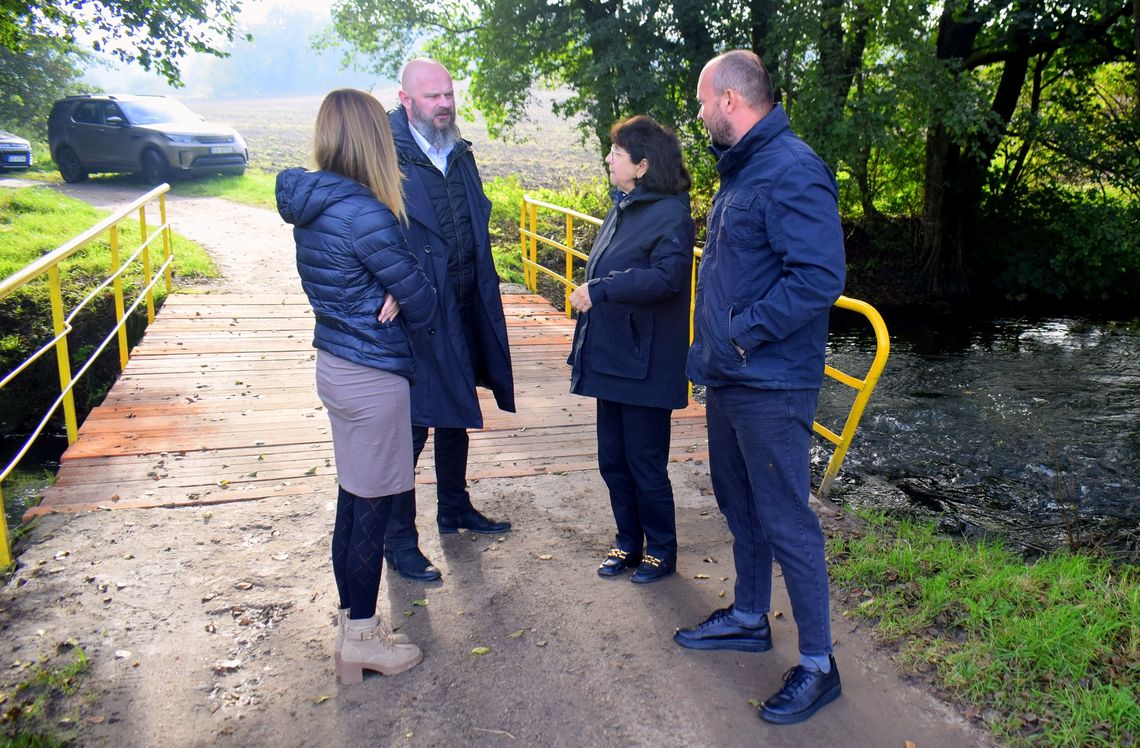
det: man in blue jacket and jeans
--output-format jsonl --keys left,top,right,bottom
{"left": 674, "top": 50, "right": 846, "bottom": 725}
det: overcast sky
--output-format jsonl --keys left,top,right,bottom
{"left": 84, "top": 0, "right": 340, "bottom": 94}
{"left": 241, "top": 0, "right": 332, "bottom": 24}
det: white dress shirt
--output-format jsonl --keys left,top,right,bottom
{"left": 408, "top": 123, "right": 454, "bottom": 175}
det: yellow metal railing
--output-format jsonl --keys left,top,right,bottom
{"left": 519, "top": 194, "right": 890, "bottom": 499}
{"left": 0, "top": 184, "right": 175, "bottom": 566}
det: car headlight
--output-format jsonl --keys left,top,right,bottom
{"left": 164, "top": 134, "right": 196, "bottom": 144}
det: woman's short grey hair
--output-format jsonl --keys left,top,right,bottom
{"left": 711, "top": 50, "right": 774, "bottom": 109}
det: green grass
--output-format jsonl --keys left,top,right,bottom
{"left": 0, "top": 186, "right": 216, "bottom": 291}
{"left": 172, "top": 168, "right": 278, "bottom": 210}
{"left": 0, "top": 643, "right": 88, "bottom": 746}
{"left": 0, "top": 468, "right": 54, "bottom": 550}
{"left": 829, "top": 512, "right": 1139, "bottom": 746}
{"left": 484, "top": 174, "right": 611, "bottom": 286}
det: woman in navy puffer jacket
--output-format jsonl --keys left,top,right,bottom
{"left": 277, "top": 89, "right": 437, "bottom": 684}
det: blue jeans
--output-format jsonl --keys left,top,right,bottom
{"left": 596, "top": 399, "right": 676, "bottom": 560}
{"left": 384, "top": 426, "right": 473, "bottom": 551}
{"left": 705, "top": 385, "right": 832, "bottom": 658}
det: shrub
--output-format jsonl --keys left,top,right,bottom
{"left": 981, "top": 188, "right": 1140, "bottom": 306}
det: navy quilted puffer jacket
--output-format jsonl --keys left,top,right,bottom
{"left": 276, "top": 167, "right": 438, "bottom": 382}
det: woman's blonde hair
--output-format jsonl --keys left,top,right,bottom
{"left": 313, "top": 89, "right": 406, "bottom": 223}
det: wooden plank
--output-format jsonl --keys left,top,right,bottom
{"left": 27, "top": 291, "right": 709, "bottom": 518}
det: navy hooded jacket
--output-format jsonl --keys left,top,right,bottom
{"left": 686, "top": 104, "right": 846, "bottom": 390}
{"left": 388, "top": 106, "right": 516, "bottom": 428}
{"left": 276, "top": 167, "right": 438, "bottom": 381}
{"left": 568, "top": 188, "right": 694, "bottom": 410}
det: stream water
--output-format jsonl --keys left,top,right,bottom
{"left": 816, "top": 308, "right": 1139, "bottom": 558}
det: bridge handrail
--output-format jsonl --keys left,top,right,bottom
{"left": 0, "top": 184, "right": 175, "bottom": 566}
{"left": 518, "top": 193, "right": 890, "bottom": 500}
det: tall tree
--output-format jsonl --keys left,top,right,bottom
{"left": 327, "top": 0, "right": 1139, "bottom": 300}
{"left": 1, "top": 0, "right": 246, "bottom": 85}
{"left": 917, "top": 0, "right": 1134, "bottom": 295}
{"left": 0, "top": 35, "right": 91, "bottom": 134}
{"left": 327, "top": 0, "right": 745, "bottom": 158}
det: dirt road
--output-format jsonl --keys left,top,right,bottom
{"left": 0, "top": 180, "right": 996, "bottom": 747}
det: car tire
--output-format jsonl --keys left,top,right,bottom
{"left": 142, "top": 150, "right": 172, "bottom": 185}
{"left": 56, "top": 147, "right": 88, "bottom": 183}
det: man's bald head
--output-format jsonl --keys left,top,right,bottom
{"left": 400, "top": 58, "right": 452, "bottom": 94}
{"left": 398, "top": 58, "right": 460, "bottom": 149}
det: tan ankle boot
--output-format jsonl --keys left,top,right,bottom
{"left": 335, "top": 610, "right": 410, "bottom": 671}
{"left": 338, "top": 616, "right": 422, "bottom": 684}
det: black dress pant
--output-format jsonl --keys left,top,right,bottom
{"left": 384, "top": 426, "right": 473, "bottom": 551}
{"left": 596, "top": 398, "right": 677, "bottom": 560}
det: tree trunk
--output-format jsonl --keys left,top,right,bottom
{"left": 918, "top": 4, "right": 984, "bottom": 296}
{"left": 749, "top": 0, "right": 778, "bottom": 91}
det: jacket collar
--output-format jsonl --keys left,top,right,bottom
{"left": 612, "top": 185, "right": 689, "bottom": 212}
{"left": 711, "top": 103, "right": 791, "bottom": 177}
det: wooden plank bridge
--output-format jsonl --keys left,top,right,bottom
{"left": 26, "top": 292, "right": 709, "bottom": 518}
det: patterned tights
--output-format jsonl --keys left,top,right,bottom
{"left": 331, "top": 485, "right": 393, "bottom": 619}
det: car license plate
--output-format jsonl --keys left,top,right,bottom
{"left": 5, "top": 154, "right": 26, "bottom": 163}
{"left": 209, "top": 146, "right": 235, "bottom": 154}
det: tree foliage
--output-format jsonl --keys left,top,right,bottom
{"left": 0, "top": 35, "right": 91, "bottom": 135}
{"left": 328, "top": 0, "right": 1140, "bottom": 302}
{"left": 1, "top": 0, "right": 247, "bottom": 84}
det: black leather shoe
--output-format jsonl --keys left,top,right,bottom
{"left": 673, "top": 607, "right": 772, "bottom": 652}
{"left": 759, "top": 657, "right": 842, "bottom": 724}
{"left": 384, "top": 548, "right": 442, "bottom": 581}
{"left": 630, "top": 554, "right": 674, "bottom": 584}
{"left": 597, "top": 548, "right": 641, "bottom": 577}
{"left": 437, "top": 509, "right": 511, "bottom": 535}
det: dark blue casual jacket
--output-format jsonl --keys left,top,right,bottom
{"left": 276, "top": 167, "right": 437, "bottom": 381}
{"left": 568, "top": 188, "right": 694, "bottom": 410}
{"left": 388, "top": 106, "right": 516, "bottom": 428}
{"left": 686, "top": 105, "right": 846, "bottom": 390}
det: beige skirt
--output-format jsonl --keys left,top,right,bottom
{"left": 315, "top": 350, "right": 413, "bottom": 498}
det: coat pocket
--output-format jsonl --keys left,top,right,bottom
{"left": 717, "top": 192, "right": 766, "bottom": 251}
{"left": 589, "top": 304, "right": 652, "bottom": 380}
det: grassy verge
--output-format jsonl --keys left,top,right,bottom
{"left": 172, "top": 169, "right": 278, "bottom": 210}
{"left": 0, "top": 641, "right": 89, "bottom": 746}
{"left": 1, "top": 185, "right": 215, "bottom": 364}
{"left": 0, "top": 186, "right": 216, "bottom": 285}
{"left": 828, "top": 511, "right": 1139, "bottom": 747}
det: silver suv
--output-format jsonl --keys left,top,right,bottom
{"left": 48, "top": 94, "right": 248, "bottom": 184}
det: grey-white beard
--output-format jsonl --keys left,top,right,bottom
{"left": 409, "top": 105, "right": 462, "bottom": 151}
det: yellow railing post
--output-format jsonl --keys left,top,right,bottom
{"left": 564, "top": 215, "right": 574, "bottom": 318}
{"left": 160, "top": 193, "right": 173, "bottom": 293}
{"left": 814, "top": 296, "right": 891, "bottom": 498}
{"left": 519, "top": 200, "right": 528, "bottom": 291}
{"left": 48, "top": 266, "right": 79, "bottom": 444}
{"left": 528, "top": 203, "right": 538, "bottom": 292}
{"left": 140, "top": 205, "right": 155, "bottom": 324}
{"left": 109, "top": 225, "right": 129, "bottom": 371}
{"left": 0, "top": 484, "right": 10, "bottom": 567}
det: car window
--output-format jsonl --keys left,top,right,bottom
{"left": 101, "top": 102, "right": 125, "bottom": 122}
{"left": 119, "top": 99, "right": 200, "bottom": 125}
{"left": 72, "top": 103, "right": 102, "bottom": 125}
